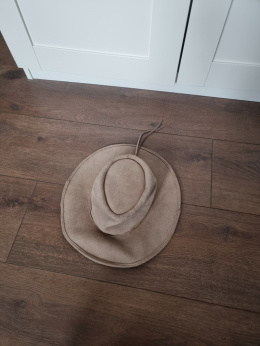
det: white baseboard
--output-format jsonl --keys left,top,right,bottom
{"left": 29, "top": 68, "right": 260, "bottom": 103}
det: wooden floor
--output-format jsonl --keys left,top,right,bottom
{"left": 0, "top": 33, "right": 260, "bottom": 345}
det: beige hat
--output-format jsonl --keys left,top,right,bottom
{"left": 61, "top": 121, "right": 181, "bottom": 268}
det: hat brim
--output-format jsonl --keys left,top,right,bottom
{"left": 61, "top": 144, "right": 181, "bottom": 268}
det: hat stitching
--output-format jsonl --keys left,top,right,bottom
{"left": 61, "top": 144, "right": 181, "bottom": 267}
{"left": 61, "top": 207, "right": 181, "bottom": 268}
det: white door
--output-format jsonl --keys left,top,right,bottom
{"left": 206, "top": 0, "right": 260, "bottom": 91}
{"left": 177, "top": 0, "right": 260, "bottom": 92}
{"left": 1, "top": 0, "right": 190, "bottom": 85}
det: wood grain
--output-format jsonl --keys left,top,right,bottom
{"left": 0, "top": 176, "right": 35, "bottom": 262}
{"left": 0, "top": 262, "right": 259, "bottom": 346}
{"left": 0, "top": 34, "right": 17, "bottom": 68}
{"left": 0, "top": 64, "right": 260, "bottom": 144}
{"left": 212, "top": 140, "right": 260, "bottom": 215}
{"left": 8, "top": 182, "right": 260, "bottom": 313}
{"left": 1, "top": 32, "right": 260, "bottom": 345}
{"left": 0, "top": 112, "right": 211, "bottom": 207}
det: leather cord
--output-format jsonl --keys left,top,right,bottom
{"left": 135, "top": 120, "right": 165, "bottom": 156}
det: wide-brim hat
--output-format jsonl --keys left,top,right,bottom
{"left": 61, "top": 121, "right": 181, "bottom": 268}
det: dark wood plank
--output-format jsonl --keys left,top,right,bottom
{"left": 0, "top": 176, "right": 35, "bottom": 262}
{"left": 0, "top": 33, "right": 17, "bottom": 68}
{"left": 212, "top": 140, "right": 260, "bottom": 215}
{"left": 1, "top": 262, "right": 259, "bottom": 346}
{"left": 0, "top": 112, "right": 211, "bottom": 206}
{"left": 8, "top": 182, "right": 260, "bottom": 313}
{"left": 0, "top": 65, "right": 260, "bottom": 144}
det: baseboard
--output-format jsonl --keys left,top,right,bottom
{"left": 29, "top": 68, "right": 260, "bottom": 103}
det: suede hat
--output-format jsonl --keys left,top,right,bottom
{"left": 61, "top": 121, "right": 181, "bottom": 268}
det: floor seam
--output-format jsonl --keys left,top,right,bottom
{"left": 0, "top": 173, "right": 64, "bottom": 186}
{"left": 210, "top": 139, "right": 213, "bottom": 207}
{"left": 6, "top": 181, "right": 38, "bottom": 262}
{"left": 0, "top": 172, "right": 259, "bottom": 217}
{"left": 182, "top": 202, "right": 260, "bottom": 217}
{"left": 1, "top": 110, "right": 260, "bottom": 146}
{"left": 4, "top": 261, "right": 260, "bottom": 316}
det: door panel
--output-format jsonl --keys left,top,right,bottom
{"left": 177, "top": 0, "right": 232, "bottom": 86}
{"left": 12, "top": 0, "right": 190, "bottom": 85}
{"left": 208, "top": 0, "right": 260, "bottom": 91}
{"left": 17, "top": 0, "right": 153, "bottom": 57}
{"left": 34, "top": 46, "right": 149, "bottom": 81}
{"left": 206, "top": 62, "right": 260, "bottom": 91}
{"left": 214, "top": 0, "right": 260, "bottom": 65}
{"left": 177, "top": 0, "right": 260, "bottom": 93}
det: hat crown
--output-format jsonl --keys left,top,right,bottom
{"left": 104, "top": 158, "right": 145, "bottom": 215}
{"left": 90, "top": 120, "right": 165, "bottom": 237}
{"left": 90, "top": 154, "right": 157, "bottom": 236}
